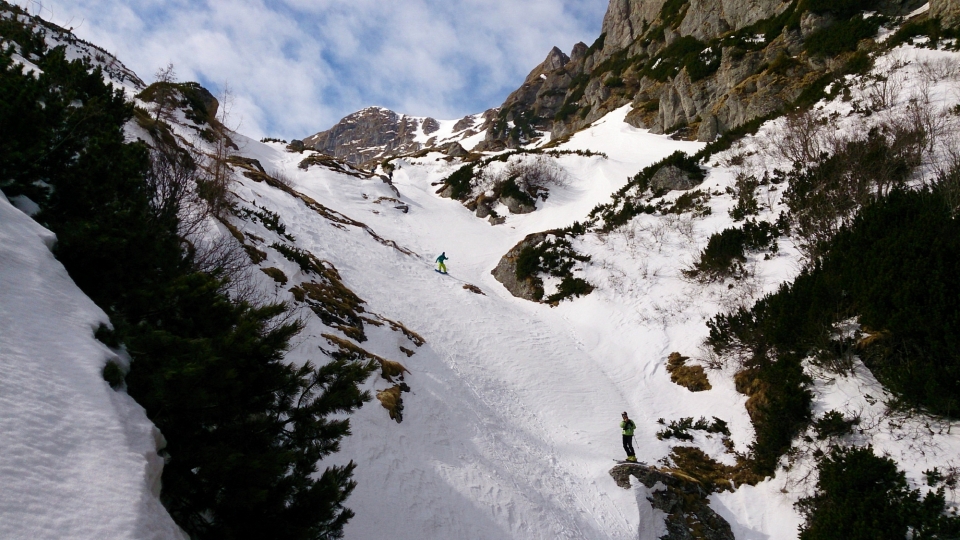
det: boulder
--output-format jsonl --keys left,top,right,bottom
{"left": 421, "top": 117, "right": 440, "bottom": 135}
{"left": 491, "top": 232, "right": 552, "bottom": 300}
{"left": 500, "top": 194, "right": 536, "bottom": 214}
{"left": 651, "top": 165, "right": 697, "bottom": 192}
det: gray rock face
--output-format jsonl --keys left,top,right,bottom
{"left": 444, "top": 142, "right": 468, "bottom": 157}
{"left": 421, "top": 117, "right": 440, "bottom": 134}
{"left": 600, "top": 0, "right": 669, "bottom": 53}
{"left": 302, "top": 107, "right": 421, "bottom": 167}
{"left": 491, "top": 232, "right": 552, "bottom": 301}
{"left": 452, "top": 115, "right": 477, "bottom": 132}
{"left": 569, "top": 41, "right": 589, "bottom": 64}
{"left": 610, "top": 464, "right": 735, "bottom": 540}
{"left": 932, "top": 0, "right": 960, "bottom": 27}
{"left": 651, "top": 165, "right": 697, "bottom": 192}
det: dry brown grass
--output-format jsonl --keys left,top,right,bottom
{"left": 462, "top": 284, "right": 485, "bottom": 295}
{"left": 321, "top": 333, "right": 410, "bottom": 383}
{"left": 665, "top": 446, "right": 762, "bottom": 493}
{"left": 260, "top": 267, "right": 287, "bottom": 285}
{"left": 734, "top": 367, "right": 767, "bottom": 424}
{"left": 377, "top": 385, "right": 404, "bottom": 423}
{"left": 666, "top": 352, "right": 712, "bottom": 392}
{"left": 376, "top": 315, "right": 426, "bottom": 347}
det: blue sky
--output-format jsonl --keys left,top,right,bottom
{"left": 37, "top": 0, "right": 608, "bottom": 139}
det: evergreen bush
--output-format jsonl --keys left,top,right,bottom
{"left": 798, "top": 446, "right": 960, "bottom": 540}
{"left": 0, "top": 20, "right": 374, "bottom": 538}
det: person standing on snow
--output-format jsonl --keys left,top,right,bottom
{"left": 436, "top": 252, "right": 449, "bottom": 274}
{"left": 620, "top": 412, "right": 637, "bottom": 462}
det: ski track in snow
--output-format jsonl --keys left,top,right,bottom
{"left": 228, "top": 109, "right": 715, "bottom": 539}
{"left": 8, "top": 17, "right": 960, "bottom": 534}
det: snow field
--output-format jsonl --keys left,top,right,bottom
{"left": 0, "top": 192, "right": 185, "bottom": 539}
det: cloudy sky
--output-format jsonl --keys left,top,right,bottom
{"left": 34, "top": 0, "right": 608, "bottom": 139}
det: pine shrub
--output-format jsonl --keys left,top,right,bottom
{"left": 798, "top": 446, "right": 960, "bottom": 540}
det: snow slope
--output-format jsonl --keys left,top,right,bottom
{"left": 229, "top": 111, "right": 717, "bottom": 539}
{"left": 0, "top": 192, "right": 185, "bottom": 539}
{"left": 6, "top": 9, "right": 960, "bottom": 537}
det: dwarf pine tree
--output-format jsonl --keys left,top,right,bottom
{"left": 0, "top": 10, "right": 373, "bottom": 538}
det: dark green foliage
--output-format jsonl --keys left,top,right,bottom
{"left": 125, "top": 273, "right": 375, "bottom": 538}
{"left": 591, "top": 151, "right": 705, "bottom": 231}
{"left": 515, "top": 246, "right": 541, "bottom": 281}
{"left": 514, "top": 236, "right": 592, "bottom": 303}
{"left": 696, "top": 113, "right": 778, "bottom": 162}
{"left": 641, "top": 36, "right": 720, "bottom": 82}
{"left": 689, "top": 220, "right": 780, "bottom": 279}
{"left": 721, "top": 1, "right": 801, "bottom": 50}
{"left": 603, "top": 76, "right": 624, "bottom": 87}
{"left": 709, "top": 190, "right": 960, "bottom": 473}
{"left": 441, "top": 164, "right": 475, "bottom": 200}
{"left": 138, "top": 80, "right": 215, "bottom": 125}
{"left": 783, "top": 127, "right": 920, "bottom": 258}
{"left": 804, "top": 17, "right": 881, "bottom": 57}
{"left": 749, "top": 355, "right": 814, "bottom": 474}
{"left": 659, "top": 0, "right": 689, "bottom": 27}
{"left": 829, "top": 190, "right": 960, "bottom": 416}
{"left": 805, "top": 0, "right": 880, "bottom": 17}
{"left": 888, "top": 17, "right": 960, "bottom": 49}
{"left": 768, "top": 51, "right": 801, "bottom": 75}
{"left": 555, "top": 73, "right": 591, "bottom": 122}
{"left": 730, "top": 175, "right": 761, "bottom": 221}
{"left": 95, "top": 323, "right": 120, "bottom": 348}
{"left": 798, "top": 446, "right": 960, "bottom": 540}
{"left": 656, "top": 416, "right": 730, "bottom": 441}
{"left": 547, "top": 277, "right": 594, "bottom": 303}
{"left": 843, "top": 50, "right": 873, "bottom": 75}
{"left": 491, "top": 107, "right": 539, "bottom": 142}
{"left": 660, "top": 189, "right": 711, "bottom": 216}
{"left": 240, "top": 203, "right": 294, "bottom": 241}
{"left": 812, "top": 410, "right": 858, "bottom": 440}
{"left": 498, "top": 176, "right": 536, "bottom": 207}
{"left": 1, "top": 19, "right": 373, "bottom": 538}
{"left": 585, "top": 33, "right": 606, "bottom": 56}
{"left": 102, "top": 361, "right": 125, "bottom": 389}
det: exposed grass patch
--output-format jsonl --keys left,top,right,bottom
{"left": 664, "top": 447, "right": 762, "bottom": 493}
{"left": 665, "top": 352, "right": 712, "bottom": 391}
{"left": 260, "top": 267, "right": 288, "bottom": 285}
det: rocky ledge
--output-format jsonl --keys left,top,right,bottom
{"left": 610, "top": 463, "right": 734, "bottom": 540}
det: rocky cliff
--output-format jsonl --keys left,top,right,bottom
{"left": 301, "top": 107, "right": 436, "bottom": 167}
{"left": 488, "top": 0, "right": 927, "bottom": 145}
{"left": 301, "top": 106, "right": 499, "bottom": 168}
{"left": 303, "top": 0, "right": 940, "bottom": 165}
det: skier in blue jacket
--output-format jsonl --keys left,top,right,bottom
{"left": 436, "top": 252, "right": 449, "bottom": 274}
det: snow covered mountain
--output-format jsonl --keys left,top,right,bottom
{"left": 4, "top": 0, "right": 960, "bottom": 539}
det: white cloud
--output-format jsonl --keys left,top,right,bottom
{"left": 32, "top": 0, "right": 607, "bottom": 138}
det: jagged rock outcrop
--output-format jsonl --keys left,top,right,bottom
{"left": 444, "top": 142, "right": 468, "bottom": 157}
{"left": 491, "top": 232, "right": 553, "bottom": 301}
{"left": 610, "top": 463, "right": 735, "bottom": 540}
{"left": 302, "top": 107, "right": 440, "bottom": 168}
{"left": 482, "top": 0, "right": 925, "bottom": 147}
